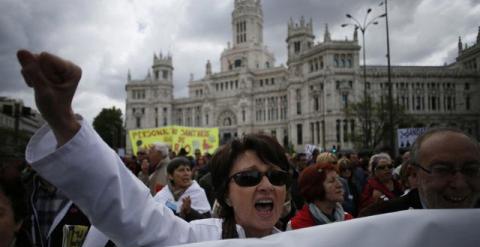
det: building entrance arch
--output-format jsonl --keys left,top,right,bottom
{"left": 217, "top": 110, "right": 238, "bottom": 144}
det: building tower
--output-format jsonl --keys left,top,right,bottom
{"left": 151, "top": 52, "right": 174, "bottom": 128}
{"left": 286, "top": 16, "right": 315, "bottom": 65}
{"left": 125, "top": 52, "right": 174, "bottom": 140}
{"left": 232, "top": 0, "right": 263, "bottom": 47}
{"left": 220, "top": 0, "right": 274, "bottom": 71}
{"left": 152, "top": 52, "right": 174, "bottom": 84}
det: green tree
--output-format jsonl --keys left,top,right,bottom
{"left": 345, "top": 96, "right": 413, "bottom": 152}
{"left": 93, "top": 107, "right": 124, "bottom": 149}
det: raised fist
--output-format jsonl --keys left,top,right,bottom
{"left": 17, "top": 50, "right": 82, "bottom": 145}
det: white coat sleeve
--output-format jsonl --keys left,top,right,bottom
{"left": 26, "top": 120, "right": 199, "bottom": 247}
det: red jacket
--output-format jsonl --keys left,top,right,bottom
{"left": 359, "top": 177, "right": 403, "bottom": 211}
{"left": 290, "top": 204, "right": 353, "bottom": 230}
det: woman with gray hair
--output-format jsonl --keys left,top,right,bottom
{"left": 359, "top": 153, "right": 403, "bottom": 213}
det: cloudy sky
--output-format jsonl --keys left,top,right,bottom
{"left": 1, "top": 0, "right": 479, "bottom": 122}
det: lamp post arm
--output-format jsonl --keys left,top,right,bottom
{"left": 348, "top": 15, "right": 363, "bottom": 29}
{"left": 363, "top": 9, "right": 371, "bottom": 28}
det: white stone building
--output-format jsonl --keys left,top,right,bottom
{"left": 125, "top": 0, "right": 480, "bottom": 154}
{"left": 0, "top": 97, "right": 44, "bottom": 157}
{"left": 0, "top": 97, "right": 44, "bottom": 135}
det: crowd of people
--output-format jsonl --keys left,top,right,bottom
{"left": 1, "top": 50, "right": 478, "bottom": 246}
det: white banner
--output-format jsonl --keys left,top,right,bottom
{"left": 176, "top": 209, "right": 479, "bottom": 247}
{"left": 397, "top": 128, "right": 427, "bottom": 149}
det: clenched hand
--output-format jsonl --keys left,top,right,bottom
{"left": 17, "top": 50, "right": 82, "bottom": 146}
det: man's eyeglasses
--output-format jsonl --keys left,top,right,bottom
{"left": 413, "top": 163, "right": 480, "bottom": 178}
{"left": 229, "top": 170, "right": 290, "bottom": 187}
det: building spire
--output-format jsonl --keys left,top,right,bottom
{"left": 206, "top": 60, "right": 212, "bottom": 76}
{"left": 458, "top": 36, "right": 463, "bottom": 54}
{"left": 127, "top": 69, "right": 131, "bottom": 81}
{"left": 324, "top": 23, "right": 331, "bottom": 42}
{"left": 477, "top": 26, "right": 480, "bottom": 44}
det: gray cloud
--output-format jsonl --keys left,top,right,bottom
{"left": 0, "top": 0, "right": 478, "bottom": 122}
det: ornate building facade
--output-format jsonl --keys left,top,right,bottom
{"left": 125, "top": 0, "right": 480, "bottom": 153}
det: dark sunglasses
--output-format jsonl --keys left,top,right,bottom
{"left": 229, "top": 170, "right": 290, "bottom": 187}
{"left": 376, "top": 165, "right": 393, "bottom": 171}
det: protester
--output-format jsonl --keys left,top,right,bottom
{"left": 194, "top": 148, "right": 202, "bottom": 160}
{"left": 360, "top": 153, "right": 403, "bottom": 211}
{"left": 148, "top": 142, "right": 171, "bottom": 195}
{"left": 393, "top": 151, "right": 410, "bottom": 180}
{"left": 209, "top": 134, "right": 291, "bottom": 238}
{"left": 137, "top": 158, "right": 150, "bottom": 186}
{"left": 154, "top": 157, "right": 211, "bottom": 221}
{"left": 351, "top": 151, "right": 369, "bottom": 194}
{"left": 359, "top": 153, "right": 403, "bottom": 212}
{"left": 289, "top": 153, "right": 306, "bottom": 211}
{"left": 292, "top": 152, "right": 308, "bottom": 172}
{"left": 338, "top": 158, "right": 360, "bottom": 217}
{"left": 136, "top": 147, "right": 148, "bottom": 162}
{"left": 198, "top": 171, "right": 216, "bottom": 207}
{"left": 315, "top": 152, "right": 354, "bottom": 213}
{"left": 360, "top": 128, "right": 480, "bottom": 216}
{"left": 308, "top": 149, "right": 320, "bottom": 165}
{"left": 123, "top": 156, "right": 139, "bottom": 175}
{"left": 288, "top": 162, "right": 352, "bottom": 229}
{"left": 86, "top": 157, "right": 212, "bottom": 245}
{"left": 22, "top": 170, "right": 93, "bottom": 247}
{"left": 193, "top": 154, "right": 209, "bottom": 180}
{"left": 398, "top": 159, "right": 417, "bottom": 194}
{"left": 19, "top": 49, "right": 295, "bottom": 245}
{"left": 316, "top": 152, "right": 337, "bottom": 164}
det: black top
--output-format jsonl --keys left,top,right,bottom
{"left": 359, "top": 189, "right": 423, "bottom": 217}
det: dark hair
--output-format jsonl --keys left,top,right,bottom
{"left": 298, "top": 162, "right": 338, "bottom": 203}
{"left": 178, "top": 148, "right": 188, "bottom": 156}
{"left": 294, "top": 153, "right": 307, "bottom": 161}
{"left": 209, "top": 133, "right": 290, "bottom": 239}
{"left": 167, "top": 157, "right": 191, "bottom": 175}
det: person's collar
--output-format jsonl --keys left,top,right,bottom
{"left": 236, "top": 224, "right": 281, "bottom": 238}
{"left": 419, "top": 195, "right": 428, "bottom": 209}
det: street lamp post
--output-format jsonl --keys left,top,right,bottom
{"left": 380, "top": 0, "right": 396, "bottom": 156}
{"left": 342, "top": 9, "right": 386, "bottom": 150}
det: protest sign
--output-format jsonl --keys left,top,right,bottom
{"left": 397, "top": 127, "right": 427, "bottom": 149}
{"left": 129, "top": 126, "right": 219, "bottom": 155}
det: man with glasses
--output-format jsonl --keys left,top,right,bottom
{"left": 360, "top": 128, "right": 480, "bottom": 216}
